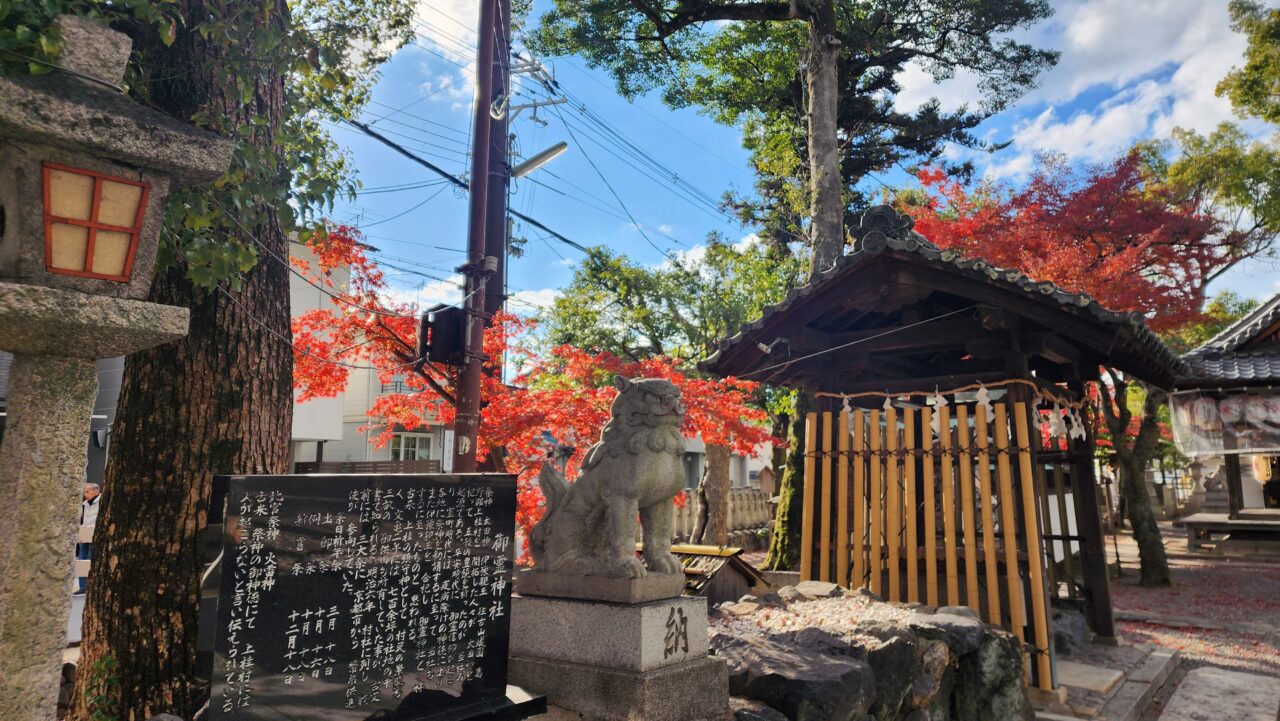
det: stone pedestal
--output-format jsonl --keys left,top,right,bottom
{"left": 510, "top": 578, "right": 728, "bottom": 721}
{"left": 0, "top": 283, "right": 188, "bottom": 721}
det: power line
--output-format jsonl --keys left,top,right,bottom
{"left": 346, "top": 119, "right": 589, "bottom": 253}
{"left": 554, "top": 102, "right": 675, "bottom": 257}
{"left": 358, "top": 184, "right": 450, "bottom": 227}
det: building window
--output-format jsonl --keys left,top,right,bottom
{"left": 390, "top": 433, "right": 434, "bottom": 461}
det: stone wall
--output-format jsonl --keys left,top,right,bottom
{"left": 711, "top": 581, "right": 1033, "bottom": 721}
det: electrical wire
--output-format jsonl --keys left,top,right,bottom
{"left": 357, "top": 184, "right": 450, "bottom": 228}
{"left": 739, "top": 306, "right": 979, "bottom": 379}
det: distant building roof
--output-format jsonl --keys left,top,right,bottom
{"left": 1179, "top": 293, "right": 1280, "bottom": 387}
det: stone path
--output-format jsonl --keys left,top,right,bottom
{"left": 1108, "top": 524, "right": 1280, "bottom": 677}
{"left": 1156, "top": 667, "right": 1280, "bottom": 721}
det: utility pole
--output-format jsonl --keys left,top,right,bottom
{"left": 453, "top": 0, "right": 498, "bottom": 473}
{"left": 484, "top": 0, "right": 511, "bottom": 323}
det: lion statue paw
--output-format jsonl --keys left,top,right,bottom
{"left": 644, "top": 551, "right": 683, "bottom": 575}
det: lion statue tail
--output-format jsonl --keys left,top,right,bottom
{"left": 529, "top": 456, "right": 571, "bottom": 565}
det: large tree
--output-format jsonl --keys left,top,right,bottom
{"left": 1217, "top": 0, "right": 1280, "bottom": 125}
{"left": 902, "top": 149, "right": 1271, "bottom": 585}
{"left": 531, "top": 0, "right": 1057, "bottom": 278}
{"left": 0, "top": 1, "right": 419, "bottom": 718}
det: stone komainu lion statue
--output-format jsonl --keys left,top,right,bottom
{"left": 529, "top": 376, "right": 685, "bottom": 578}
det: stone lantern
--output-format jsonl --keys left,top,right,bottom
{"left": 0, "top": 16, "right": 233, "bottom": 721}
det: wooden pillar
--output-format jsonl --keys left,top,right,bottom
{"left": 1069, "top": 380, "right": 1116, "bottom": 639}
{"left": 1223, "top": 428, "right": 1244, "bottom": 518}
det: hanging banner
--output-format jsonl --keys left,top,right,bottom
{"left": 1170, "top": 390, "right": 1280, "bottom": 456}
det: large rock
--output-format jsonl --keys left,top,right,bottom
{"left": 1051, "top": 606, "right": 1090, "bottom": 656}
{"left": 952, "top": 633, "right": 1034, "bottom": 721}
{"left": 793, "top": 580, "right": 843, "bottom": 599}
{"left": 866, "top": 635, "right": 918, "bottom": 719}
{"left": 710, "top": 591, "right": 1033, "bottom": 721}
{"left": 712, "top": 634, "right": 876, "bottom": 721}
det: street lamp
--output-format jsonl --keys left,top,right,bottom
{"left": 511, "top": 141, "right": 568, "bottom": 179}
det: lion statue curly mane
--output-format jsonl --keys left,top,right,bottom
{"left": 528, "top": 376, "right": 685, "bottom": 578}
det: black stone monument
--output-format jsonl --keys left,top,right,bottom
{"left": 201, "top": 473, "right": 545, "bottom": 721}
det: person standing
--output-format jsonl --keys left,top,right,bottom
{"left": 76, "top": 483, "right": 100, "bottom": 594}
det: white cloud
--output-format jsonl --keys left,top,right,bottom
{"left": 408, "top": 0, "right": 479, "bottom": 103}
{"left": 895, "top": 62, "right": 985, "bottom": 113}
{"left": 1028, "top": 0, "right": 1239, "bottom": 106}
{"left": 380, "top": 275, "right": 464, "bottom": 309}
{"left": 976, "top": 0, "right": 1253, "bottom": 177}
{"left": 510, "top": 288, "right": 559, "bottom": 313}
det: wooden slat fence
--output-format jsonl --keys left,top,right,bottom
{"left": 800, "top": 401, "right": 1056, "bottom": 691}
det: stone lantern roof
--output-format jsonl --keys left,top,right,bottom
{"left": 0, "top": 15, "right": 232, "bottom": 185}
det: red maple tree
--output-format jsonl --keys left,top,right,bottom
{"left": 290, "top": 224, "right": 775, "bottom": 542}
{"left": 904, "top": 152, "right": 1236, "bottom": 332}
{"left": 900, "top": 150, "right": 1254, "bottom": 585}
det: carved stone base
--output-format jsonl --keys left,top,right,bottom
{"left": 514, "top": 569, "right": 684, "bottom": 604}
{"left": 510, "top": 595, "right": 708, "bottom": 672}
{"left": 509, "top": 655, "right": 728, "bottom": 721}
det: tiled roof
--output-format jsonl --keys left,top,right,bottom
{"left": 1190, "top": 293, "right": 1280, "bottom": 354}
{"left": 1180, "top": 293, "right": 1280, "bottom": 385}
{"left": 1181, "top": 351, "right": 1280, "bottom": 385}
{"left": 701, "top": 205, "right": 1186, "bottom": 383}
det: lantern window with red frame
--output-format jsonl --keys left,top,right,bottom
{"left": 42, "top": 162, "right": 149, "bottom": 282}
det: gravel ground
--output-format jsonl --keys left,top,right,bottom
{"left": 711, "top": 587, "right": 920, "bottom": 647}
{"left": 1107, "top": 528, "right": 1280, "bottom": 678}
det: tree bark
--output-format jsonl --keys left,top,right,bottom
{"left": 691, "top": 443, "right": 731, "bottom": 546}
{"left": 69, "top": 3, "right": 294, "bottom": 719}
{"left": 1099, "top": 372, "right": 1171, "bottom": 587}
{"left": 804, "top": 0, "right": 844, "bottom": 280}
{"left": 764, "top": 392, "right": 811, "bottom": 570}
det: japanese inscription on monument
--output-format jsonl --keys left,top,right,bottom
{"left": 209, "top": 474, "right": 522, "bottom": 721}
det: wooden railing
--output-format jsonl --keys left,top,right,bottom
{"left": 665, "top": 487, "right": 773, "bottom": 541}
{"left": 294, "top": 459, "right": 442, "bottom": 474}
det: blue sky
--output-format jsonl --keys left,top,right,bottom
{"left": 329, "top": 0, "right": 1279, "bottom": 315}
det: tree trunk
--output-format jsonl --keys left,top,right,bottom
{"left": 1114, "top": 449, "right": 1170, "bottom": 586}
{"left": 764, "top": 392, "right": 811, "bottom": 571}
{"left": 804, "top": 0, "right": 843, "bottom": 281}
{"left": 69, "top": 3, "right": 294, "bottom": 719}
{"left": 691, "top": 443, "right": 731, "bottom": 546}
{"left": 1098, "top": 372, "right": 1171, "bottom": 588}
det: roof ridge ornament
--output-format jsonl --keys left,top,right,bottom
{"left": 852, "top": 204, "right": 915, "bottom": 252}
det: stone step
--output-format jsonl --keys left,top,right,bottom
{"left": 1095, "top": 650, "right": 1179, "bottom": 721}
{"left": 1157, "top": 667, "right": 1280, "bottom": 721}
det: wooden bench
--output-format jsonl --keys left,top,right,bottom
{"left": 1181, "top": 512, "right": 1280, "bottom": 550}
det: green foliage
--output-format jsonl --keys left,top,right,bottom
{"left": 84, "top": 655, "right": 121, "bottom": 721}
{"left": 1162, "top": 290, "right": 1261, "bottom": 354}
{"left": 1165, "top": 123, "right": 1280, "bottom": 272}
{"left": 544, "top": 235, "right": 805, "bottom": 364}
{"left": 1, "top": 0, "right": 414, "bottom": 289}
{"left": 0, "top": 0, "right": 177, "bottom": 75}
{"left": 1218, "top": 0, "right": 1280, "bottom": 123}
{"left": 531, "top": 0, "right": 1057, "bottom": 246}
